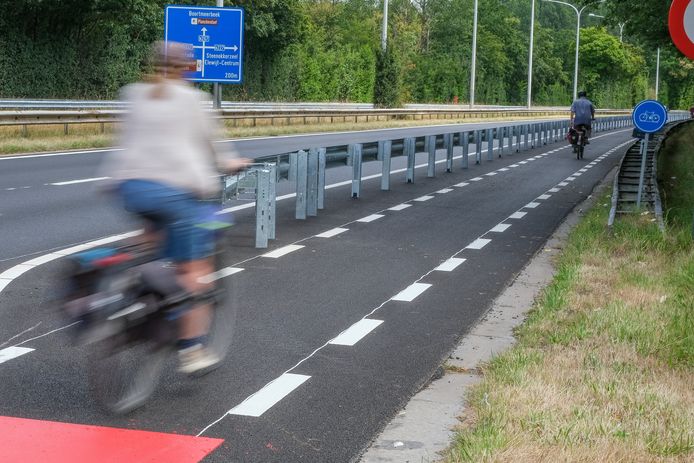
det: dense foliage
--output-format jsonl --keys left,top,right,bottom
{"left": 0, "top": 0, "right": 691, "bottom": 108}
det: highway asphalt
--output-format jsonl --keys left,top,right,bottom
{"left": 0, "top": 122, "right": 634, "bottom": 462}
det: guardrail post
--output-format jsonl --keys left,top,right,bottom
{"left": 289, "top": 151, "right": 298, "bottom": 183}
{"left": 405, "top": 137, "right": 416, "bottom": 183}
{"left": 523, "top": 124, "right": 529, "bottom": 150}
{"left": 350, "top": 143, "right": 363, "bottom": 198}
{"left": 460, "top": 132, "right": 469, "bottom": 169}
{"left": 255, "top": 168, "right": 271, "bottom": 248}
{"left": 295, "top": 150, "right": 308, "bottom": 219}
{"left": 444, "top": 133, "right": 454, "bottom": 172}
{"left": 475, "top": 130, "right": 482, "bottom": 164}
{"left": 486, "top": 129, "right": 494, "bottom": 161}
{"left": 307, "top": 148, "right": 319, "bottom": 216}
{"left": 317, "top": 148, "right": 326, "bottom": 209}
{"left": 380, "top": 140, "right": 392, "bottom": 190}
{"left": 268, "top": 164, "right": 277, "bottom": 239}
{"left": 427, "top": 135, "right": 436, "bottom": 177}
{"left": 497, "top": 127, "right": 504, "bottom": 157}
{"left": 514, "top": 125, "right": 520, "bottom": 152}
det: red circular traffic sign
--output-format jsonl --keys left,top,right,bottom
{"left": 670, "top": 0, "right": 694, "bottom": 59}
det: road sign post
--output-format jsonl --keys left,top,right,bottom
{"left": 632, "top": 100, "right": 668, "bottom": 208}
{"left": 164, "top": 5, "right": 244, "bottom": 107}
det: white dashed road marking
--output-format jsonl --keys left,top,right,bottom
{"left": 391, "top": 283, "right": 432, "bottom": 302}
{"left": 315, "top": 228, "right": 349, "bottom": 238}
{"left": 466, "top": 238, "right": 491, "bottom": 250}
{"left": 262, "top": 244, "right": 305, "bottom": 258}
{"left": 357, "top": 214, "right": 385, "bottom": 223}
{"left": 329, "top": 319, "right": 383, "bottom": 346}
{"left": 0, "top": 346, "right": 34, "bottom": 364}
{"left": 489, "top": 223, "right": 511, "bottom": 233}
{"left": 388, "top": 204, "right": 411, "bottom": 211}
{"left": 434, "top": 258, "right": 466, "bottom": 272}
{"left": 414, "top": 195, "right": 434, "bottom": 202}
{"left": 228, "top": 373, "right": 311, "bottom": 417}
{"left": 509, "top": 211, "right": 527, "bottom": 219}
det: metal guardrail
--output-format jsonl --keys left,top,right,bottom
{"left": 221, "top": 114, "right": 646, "bottom": 248}
{"left": 607, "top": 115, "right": 692, "bottom": 230}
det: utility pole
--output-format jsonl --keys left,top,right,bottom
{"left": 470, "top": 0, "right": 479, "bottom": 108}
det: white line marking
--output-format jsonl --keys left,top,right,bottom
{"left": 262, "top": 244, "right": 304, "bottom": 259}
{"left": 519, "top": 161, "right": 528, "bottom": 164}
{"left": 49, "top": 177, "right": 109, "bottom": 186}
{"left": 566, "top": 176, "right": 576, "bottom": 181}
{"left": 470, "top": 177, "right": 483, "bottom": 181}
{"left": 509, "top": 164, "right": 519, "bottom": 167}
{"left": 391, "top": 282, "right": 432, "bottom": 302}
{"left": 357, "top": 214, "right": 385, "bottom": 222}
{"left": 549, "top": 188, "right": 560, "bottom": 193}
{"left": 388, "top": 204, "right": 411, "bottom": 211}
{"left": 498, "top": 168, "right": 509, "bottom": 172}
{"left": 0, "top": 346, "right": 34, "bottom": 364}
{"left": 489, "top": 223, "right": 511, "bottom": 233}
{"left": 509, "top": 211, "right": 527, "bottom": 219}
{"left": 525, "top": 202, "right": 540, "bottom": 209}
{"left": 454, "top": 182, "right": 469, "bottom": 187}
{"left": 329, "top": 319, "right": 383, "bottom": 346}
{"left": 198, "top": 267, "right": 244, "bottom": 284}
{"left": 315, "top": 227, "right": 349, "bottom": 238}
{"left": 485, "top": 172, "right": 497, "bottom": 176}
{"left": 466, "top": 238, "right": 491, "bottom": 250}
{"left": 574, "top": 172, "right": 582, "bottom": 176}
{"left": 228, "top": 373, "right": 310, "bottom": 417}
{"left": 414, "top": 195, "right": 434, "bottom": 202}
{"left": 537, "top": 194, "right": 551, "bottom": 200}
{"left": 579, "top": 168, "right": 588, "bottom": 172}
{"left": 434, "top": 257, "right": 466, "bottom": 272}
{"left": 558, "top": 182, "right": 569, "bottom": 186}
{"left": 436, "top": 188, "right": 453, "bottom": 194}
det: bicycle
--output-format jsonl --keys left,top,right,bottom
{"left": 572, "top": 125, "right": 587, "bottom": 160}
{"left": 62, "top": 203, "right": 236, "bottom": 414}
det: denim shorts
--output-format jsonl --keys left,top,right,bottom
{"left": 118, "top": 179, "right": 215, "bottom": 262}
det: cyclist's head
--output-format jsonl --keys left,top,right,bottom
{"left": 151, "top": 41, "right": 194, "bottom": 78}
{"left": 578, "top": 90, "right": 588, "bottom": 98}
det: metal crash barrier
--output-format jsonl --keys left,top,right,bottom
{"left": 220, "top": 113, "right": 690, "bottom": 248}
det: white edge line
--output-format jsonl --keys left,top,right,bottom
{"left": 0, "top": 346, "right": 35, "bottom": 364}
{"left": 329, "top": 319, "right": 383, "bottom": 346}
{"left": 227, "top": 373, "right": 311, "bottom": 417}
{"left": 391, "top": 282, "right": 432, "bottom": 302}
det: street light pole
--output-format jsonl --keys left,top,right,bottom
{"left": 381, "top": 0, "right": 389, "bottom": 51}
{"left": 656, "top": 47, "right": 661, "bottom": 99}
{"left": 543, "top": 0, "right": 602, "bottom": 102}
{"left": 618, "top": 21, "right": 627, "bottom": 43}
{"left": 470, "top": 0, "right": 479, "bottom": 108}
{"left": 527, "top": 0, "right": 536, "bottom": 108}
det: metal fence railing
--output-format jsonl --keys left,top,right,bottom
{"left": 221, "top": 113, "right": 690, "bottom": 248}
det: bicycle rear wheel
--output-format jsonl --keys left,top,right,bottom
{"left": 89, "top": 327, "right": 173, "bottom": 414}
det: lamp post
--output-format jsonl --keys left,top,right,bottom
{"left": 542, "top": 0, "right": 603, "bottom": 102}
{"left": 618, "top": 21, "right": 628, "bottom": 43}
{"left": 470, "top": 0, "right": 479, "bottom": 108}
{"left": 527, "top": 0, "right": 536, "bottom": 108}
{"left": 656, "top": 47, "right": 661, "bottom": 99}
{"left": 381, "top": 0, "right": 389, "bottom": 51}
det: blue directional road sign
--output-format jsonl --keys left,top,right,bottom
{"left": 632, "top": 99, "right": 668, "bottom": 133}
{"left": 164, "top": 5, "right": 244, "bottom": 84}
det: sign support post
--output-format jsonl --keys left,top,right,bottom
{"left": 213, "top": 0, "right": 224, "bottom": 109}
{"left": 636, "top": 133, "right": 650, "bottom": 208}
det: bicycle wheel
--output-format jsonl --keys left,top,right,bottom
{"left": 578, "top": 143, "right": 584, "bottom": 160}
{"left": 88, "top": 325, "right": 173, "bottom": 414}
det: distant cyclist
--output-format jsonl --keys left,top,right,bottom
{"left": 570, "top": 90, "right": 596, "bottom": 143}
{"left": 100, "top": 41, "right": 249, "bottom": 374}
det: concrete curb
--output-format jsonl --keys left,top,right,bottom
{"left": 359, "top": 169, "right": 617, "bottom": 463}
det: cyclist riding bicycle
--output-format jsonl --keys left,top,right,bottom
{"left": 570, "top": 90, "right": 595, "bottom": 144}
{"left": 99, "top": 41, "right": 249, "bottom": 374}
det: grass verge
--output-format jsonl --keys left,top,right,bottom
{"left": 0, "top": 115, "right": 563, "bottom": 156}
{"left": 445, "top": 125, "right": 694, "bottom": 462}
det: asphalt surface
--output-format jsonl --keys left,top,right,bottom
{"left": 0, "top": 123, "right": 634, "bottom": 462}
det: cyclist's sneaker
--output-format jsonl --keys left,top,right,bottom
{"left": 178, "top": 344, "right": 220, "bottom": 374}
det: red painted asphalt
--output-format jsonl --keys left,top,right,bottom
{"left": 0, "top": 416, "right": 223, "bottom": 462}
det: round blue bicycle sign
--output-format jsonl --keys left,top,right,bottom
{"left": 632, "top": 100, "right": 668, "bottom": 133}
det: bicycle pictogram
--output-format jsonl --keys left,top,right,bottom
{"left": 638, "top": 112, "right": 661, "bottom": 123}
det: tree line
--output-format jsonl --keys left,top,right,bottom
{"left": 0, "top": 0, "right": 691, "bottom": 109}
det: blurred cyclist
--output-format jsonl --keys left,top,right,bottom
{"left": 570, "top": 90, "right": 596, "bottom": 143}
{"left": 101, "top": 41, "right": 249, "bottom": 374}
